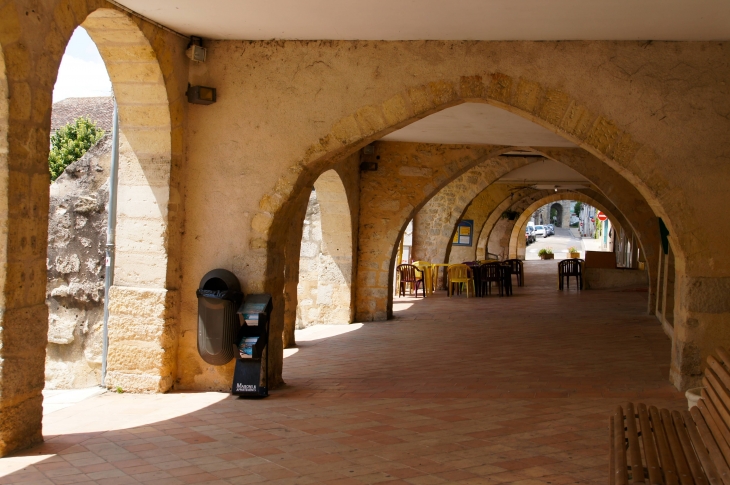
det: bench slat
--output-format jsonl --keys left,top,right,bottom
{"left": 661, "top": 408, "right": 695, "bottom": 485}
{"left": 639, "top": 403, "right": 664, "bottom": 485}
{"left": 705, "top": 370, "right": 730, "bottom": 431}
{"left": 673, "top": 410, "right": 710, "bottom": 485}
{"left": 626, "top": 403, "right": 646, "bottom": 483}
{"left": 684, "top": 409, "right": 724, "bottom": 485}
{"left": 690, "top": 406, "right": 730, "bottom": 485}
{"left": 615, "top": 406, "right": 630, "bottom": 485}
{"left": 715, "top": 349, "right": 730, "bottom": 370}
{"left": 707, "top": 357, "right": 730, "bottom": 400}
{"left": 699, "top": 400, "right": 730, "bottom": 471}
{"left": 702, "top": 379, "right": 730, "bottom": 450}
{"left": 611, "top": 415, "right": 617, "bottom": 485}
{"left": 651, "top": 405, "right": 681, "bottom": 485}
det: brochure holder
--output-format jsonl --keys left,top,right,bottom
{"left": 231, "top": 294, "right": 272, "bottom": 397}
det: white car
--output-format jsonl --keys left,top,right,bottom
{"left": 533, "top": 225, "right": 547, "bottom": 238}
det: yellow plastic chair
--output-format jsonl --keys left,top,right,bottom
{"left": 447, "top": 264, "right": 475, "bottom": 297}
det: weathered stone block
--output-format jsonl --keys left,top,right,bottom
{"left": 331, "top": 116, "right": 361, "bottom": 145}
{"left": 118, "top": 105, "right": 171, "bottom": 129}
{"left": 106, "top": 371, "right": 173, "bottom": 393}
{"left": 515, "top": 79, "right": 541, "bottom": 113}
{"left": 382, "top": 94, "right": 409, "bottom": 126}
{"left": 0, "top": 393, "right": 43, "bottom": 457}
{"left": 487, "top": 73, "right": 512, "bottom": 103}
{"left": 107, "top": 343, "right": 174, "bottom": 374}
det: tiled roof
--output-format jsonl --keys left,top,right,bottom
{"left": 51, "top": 96, "right": 114, "bottom": 134}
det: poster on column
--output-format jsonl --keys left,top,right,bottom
{"left": 453, "top": 220, "right": 473, "bottom": 246}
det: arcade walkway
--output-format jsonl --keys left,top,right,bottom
{"left": 1, "top": 262, "right": 684, "bottom": 484}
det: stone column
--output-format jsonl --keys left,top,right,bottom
{"left": 0, "top": 39, "right": 47, "bottom": 456}
{"left": 661, "top": 245, "right": 675, "bottom": 327}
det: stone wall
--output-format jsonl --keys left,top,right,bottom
{"left": 46, "top": 136, "right": 111, "bottom": 389}
{"left": 584, "top": 268, "right": 648, "bottom": 290}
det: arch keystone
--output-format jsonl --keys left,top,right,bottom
{"left": 459, "top": 75, "right": 485, "bottom": 98}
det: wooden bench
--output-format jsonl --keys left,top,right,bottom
{"left": 610, "top": 348, "right": 730, "bottom": 485}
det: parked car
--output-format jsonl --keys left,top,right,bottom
{"left": 533, "top": 225, "right": 547, "bottom": 238}
{"left": 546, "top": 224, "right": 555, "bottom": 236}
{"left": 525, "top": 227, "right": 536, "bottom": 245}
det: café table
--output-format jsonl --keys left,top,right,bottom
{"left": 430, "top": 263, "right": 451, "bottom": 291}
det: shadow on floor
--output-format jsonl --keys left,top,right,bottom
{"left": 1, "top": 261, "right": 679, "bottom": 485}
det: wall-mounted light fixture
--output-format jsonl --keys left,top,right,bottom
{"left": 186, "top": 36, "right": 207, "bottom": 62}
{"left": 187, "top": 85, "right": 216, "bottom": 105}
{"left": 360, "top": 143, "right": 378, "bottom": 170}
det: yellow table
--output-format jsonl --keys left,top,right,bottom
{"left": 431, "top": 263, "right": 451, "bottom": 291}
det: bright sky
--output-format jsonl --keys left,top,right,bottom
{"left": 53, "top": 27, "right": 112, "bottom": 103}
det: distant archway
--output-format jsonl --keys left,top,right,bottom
{"left": 550, "top": 202, "right": 564, "bottom": 227}
{"left": 296, "top": 170, "right": 354, "bottom": 331}
{"left": 509, "top": 193, "right": 624, "bottom": 260}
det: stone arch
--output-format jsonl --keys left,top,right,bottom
{"left": 412, "top": 161, "right": 525, "bottom": 266}
{"left": 508, "top": 192, "right": 625, "bottom": 260}
{"left": 446, "top": 183, "right": 523, "bottom": 264}
{"left": 475, "top": 188, "right": 536, "bottom": 260}
{"left": 420, "top": 144, "right": 661, "bottom": 282}
{"left": 356, "top": 144, "right": 531, "bottom": 323}
{"left": 550, "top": 202, "right": 564, "bottom": 227}
{"left": 296, "top": 170, "right": 354, "bottom": 330}
{"left": 254, "top": 74, "right": 691, "bottom": 388}
{"left": 485, "top": 189, "right": 562, "bottom": 259}
{"left": 0, "top": 2, "right": 182, "bottom": 453}
{"left": 80, "top": 10, "right": 172, "bottom": 285}
{"left": 365, "top": 142, "right": 662, "bottom": 322}
{"left": 65, "top": 9, "right": 176, "bottom": 393}
{"left": 258, "top": 77, "right": 684, "bottom": 274}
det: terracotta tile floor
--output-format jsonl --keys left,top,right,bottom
{"left": 2, "top": 261, "right": 686, "bottom": 484}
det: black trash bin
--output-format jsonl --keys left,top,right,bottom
{"left": 196, "top": 269, "right": 243, "bottom": 365}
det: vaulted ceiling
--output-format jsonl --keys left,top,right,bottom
{"left": 115, "top": 0, "right": 730, "bottom": 41}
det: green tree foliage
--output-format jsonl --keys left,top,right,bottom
{"left": 573, "top": 201, "right": 583, "bottom": 215}
{"left": 48, "top": 117, "right": 105, "bottom": 182}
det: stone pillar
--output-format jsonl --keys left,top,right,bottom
{"left": 661, "top": 245, "right": 675, "bottom": 327}
{"left": 105, "top": 287, "right": 178, "bottom": 391}
{"left": 561, "top": 200, "right": 571, "bottom": 228}
{"left": 0, "top": 38, "right": 46, "bottom": 456}
{"left": 656, "top": 244, "right": 665, "bottom": 316}
{"left": 670, "top": 273, "right": 730, "bottom": 391}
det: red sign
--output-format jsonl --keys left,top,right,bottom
{"left": 597, "top": 211, "right": 607, "bottom": 221}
